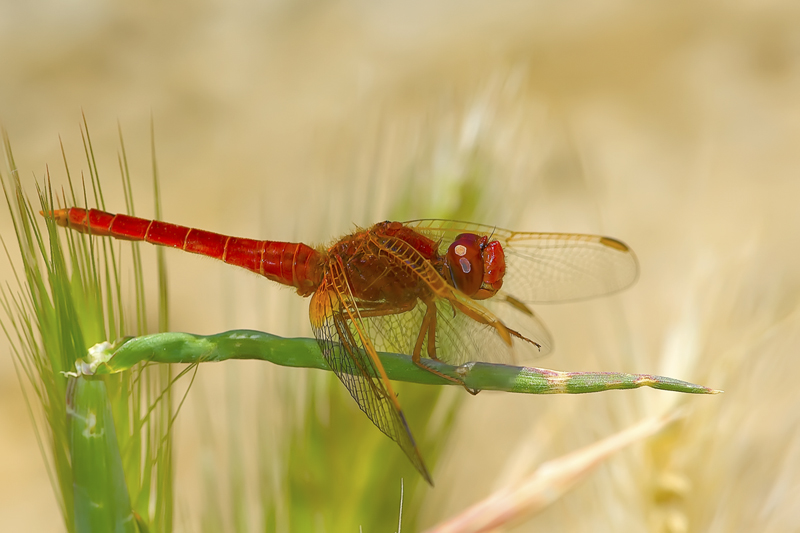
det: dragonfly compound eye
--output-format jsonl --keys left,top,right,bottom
{"left": 477, "top": 239, "right": 505, "bottom": 299}
{"left": 445, "top": 233, "right": 485, "bottom": 297}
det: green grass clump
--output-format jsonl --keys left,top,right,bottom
{"left": 1, "top": 123, "right": 174, "bottom": 533}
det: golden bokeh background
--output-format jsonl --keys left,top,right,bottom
{"left": 2, "top": 1, "right": 800, "bottom": 530}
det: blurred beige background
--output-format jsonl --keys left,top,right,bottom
{"left": 2, "top": 0, "right": 800, "bottom": 531}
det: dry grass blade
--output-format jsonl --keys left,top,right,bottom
{"left": 428, "top": 410, "right": 685, "bottom": 533}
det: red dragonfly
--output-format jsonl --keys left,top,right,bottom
{"left": 47, "top": 208, "right": 638, "bottom": 484}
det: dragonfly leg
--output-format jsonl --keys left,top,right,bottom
{"left": 410, "top": 299, "right": 477, "bottom": 391}
{"left": 425, "top": 302, "right": 481, "bottom": 395}
{"left": 355, "top": 300, "right": 417, "bottom": 318}
{"left": 351, "top": 299, "right": 478, "bottom": 391}
{"left": 450, "top": 299, "right": 513, "bottom": 347}
{"left": 505, "top": 325, "right": 542, "bottom": 351}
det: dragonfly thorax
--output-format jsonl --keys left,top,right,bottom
{"left": 444, "top": 233, "right": 505, "bottom": 300}
{"left": 329, "top": 225, "right": 434, "bottom": 306}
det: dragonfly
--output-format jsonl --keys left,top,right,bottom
{"left": 46, "top": 207, "right": 638, "bottom": 484}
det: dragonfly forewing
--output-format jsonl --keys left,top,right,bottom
{"left": 309, "top": 262, "right": 432, "bottom": 484}
{"left": 405, "top": 220, "right": 639, "bottom": 303}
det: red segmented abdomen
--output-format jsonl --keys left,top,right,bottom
{"left": 49, "top": 208, "right": 323, "bottom": 296}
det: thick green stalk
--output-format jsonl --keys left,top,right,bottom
{"left": 67, "top": 376, "right": 136, "bottom": 533}
{"left": 76, "top": 330, "right": 720, "bottom": 395}
{"left": 2, "top": 126, "right": 173, "bottom": 533}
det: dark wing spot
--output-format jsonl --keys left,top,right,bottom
{"left": 599, "top": 236, "right": 630, "bottom": 252}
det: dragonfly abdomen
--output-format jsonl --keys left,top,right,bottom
{"left": 48, "top": 208, "right": 323, "bottom": 296}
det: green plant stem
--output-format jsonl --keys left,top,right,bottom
{"left": 67, "top": 376, "right": 135, "bottom": 533}
{"left": 79, "top": 330, "right": 721, "bottom": 395}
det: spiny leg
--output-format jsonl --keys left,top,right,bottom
{"left": 350, "top": 298, "right": 478, "bottom": 392}
{"left": 411, "top": 299, "right": 477, "bottom": 391}
{"left": 505, "top": 325, "right": 543, "bottom": 351}
{"left": 425, "top": 302, "right": 480, "bottom": 395}
{"left": 450, "top": 299, "right": 512, "bottom": 347}
{"left": 355, "top": 300, "right": 416, "bottom": 318}
{"left": 411, "top": 301, "right": 434, "bottom": 368}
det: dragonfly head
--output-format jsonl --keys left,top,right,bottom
{"left": 444, "top": 233, "right": 505, "bottom": 300}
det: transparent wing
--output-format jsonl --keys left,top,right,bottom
{"left": 308, "top": 260, "right": 432, "bottom": 484}
{"left": 405, "top": 219, "right": 639, "bottom": 303}
{"left": 498, "top": 231, "right": 639, "bottom": 303}
{"left": 482, "top": 291, "right": 554, "bottom": 355}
